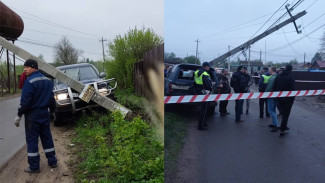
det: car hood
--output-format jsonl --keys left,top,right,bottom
{"left": 54, "top": 78, "right": 103, "bottom": 90}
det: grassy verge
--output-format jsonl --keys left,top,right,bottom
{"left": 70, "top": 92, "right": 164, "bottom": 182}
{"left": 164, "top": 112, "right": 187, "bottom": 179}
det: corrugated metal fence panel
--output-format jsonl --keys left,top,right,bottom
{"left": 292, "top": 71, "right": 325, "bottom": 90}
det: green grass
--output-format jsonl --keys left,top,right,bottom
{"left": 164, "top": 112, "right": 188, "bottom": 176}
{"left": 71, "top": 111, "right": 164, "bottom": 183}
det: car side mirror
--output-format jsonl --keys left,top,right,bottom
{"left": 99, "top": 72, "right": 106, "bottom": 78}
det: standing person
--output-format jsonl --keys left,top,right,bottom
{"left": 243, "top": 67, "right": 253, "bottom": 114}
{"left": 230, "top": 66, "right": 247, "bottom": 122}
{"left": 14, "top": 59, "right": 57, "bottom": 173}
{"left": 194, "top": 62, "right": 213, "bottom": 130}
{"left": 272, "top": 64, "right": 295, "bottom": 136}
{"left": 253, "top": 71, "right": 259, "bottom": 87}
{"left": 265, "top": 67, "right": 279, "bottom": 132}
{"left": 276, "top": 67, "right": 285, "bottom": 117}
{"left": 258, "top": 67, "right": 271, "bottom": 118}
{"left": 218, "top": 69, "right": 231, "bottom": 116}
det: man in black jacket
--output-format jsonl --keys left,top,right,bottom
{"left": 230, "top": 66, "right": 247, "bottom": 122}
{"left": 218, "top": 69, "right": 231, "bottom": 116}
{"left": 272, "top": 64, "right": 295, "bottom": 136}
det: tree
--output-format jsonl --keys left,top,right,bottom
{"left": 310, "top": 52, "right": 322, "bottom": 64}
{"left": 183, "top": 55, "right": 200, "bottom": 65}
{"left": 289, "top": 58, "right": 298, "bottom": 65}
{"left": 54, "top": 36, "right": 81, "bottom": 65}
{"left": 106, "top": 27, "right": 163, "bottom": 89}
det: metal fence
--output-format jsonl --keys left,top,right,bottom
{"left": 292, "top": 71, "right": 325, "bottom": 90}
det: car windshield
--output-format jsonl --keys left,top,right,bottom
{"left": 55, "top": 66, "right": 98, "bottom": 85}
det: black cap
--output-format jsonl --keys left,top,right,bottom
{"left": 202, "top": 62, "right": 210, "bottom": 67}
{"left": 24, "top": 59, "right": 38, "bottom": 69}
{"left": 263, "top": 67, "right": 269, "bottom": 71}
{"left": 243, "top": 66, "right": 247, "bottom": 70}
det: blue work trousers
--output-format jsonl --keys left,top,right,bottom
{"left": 25, "top": 109, "right": 57, "bottom": 171}
{"left": 267, "top": 98, "right": 279, "bottom": 127}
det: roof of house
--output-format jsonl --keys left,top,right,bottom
{"left": 240, "top": 61, "right": 264, "bottom": 66}
{"left": 315, "top": 60, "right": 325, "bottom": 69}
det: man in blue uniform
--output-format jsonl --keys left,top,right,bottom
{"left": 14, "top": 59, "right": 57, "bottom": 173}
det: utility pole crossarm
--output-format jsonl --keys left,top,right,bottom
{"left": 209, "top": 10, "right": 307, "bottom": 67}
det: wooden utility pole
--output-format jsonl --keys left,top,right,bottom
{"left": 248, "top": 46, "right": 251, "bottom": 74}
{"left": 195, "top": 39, "right": 200, "bottom": 60}
{"left": 228, "top": 45, "right": 230, "bottom": 71}
{"left": 99, "top": 37, "right": 107, "bottom": 71}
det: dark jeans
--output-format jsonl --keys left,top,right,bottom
{"left": 198, "top": 102, "right": 208, "bottom": 128}
{"left": 277, "top": 102, "right": 283, "bottom": 115}
{"left": 278, "top": 98, "right": 295, "bottom": 132}
{"left": 219, "top": 100, "right": 229, "bottom": 114}
{"left": 235, "top": 99, "right": 244, "bottom": 121}
{"left": 259, "top": 98, "right": 269, "bottom": 117}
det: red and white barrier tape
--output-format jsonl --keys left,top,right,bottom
{"left": 164, "top": 89, "right": 325, "bottom": 104}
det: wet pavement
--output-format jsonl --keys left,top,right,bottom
{"left": 167, "top": 96, "right": 325, "bottom": 183}
{"left": 0, "top": 96, "right": 25, "bottom": 167}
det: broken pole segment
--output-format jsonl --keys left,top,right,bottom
{"left": 0, "top": 36, "right": 132, "bottom": 118}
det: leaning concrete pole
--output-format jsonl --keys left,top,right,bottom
{"left": 0, "top": 36, "right": 132, "bottom": 118}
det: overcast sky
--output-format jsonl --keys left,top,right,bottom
{"left": 165, "top": 0, "right": 324, "bottom": 64}
{"left": 1, "top": 0, "right": 164, "bottom": 64}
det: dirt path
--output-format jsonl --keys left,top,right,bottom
{"left": 0, "top": 123, "right": 75, "bottom": 183}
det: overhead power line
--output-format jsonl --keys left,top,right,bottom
{"left": 249, "top": 0, "right": 289, "bottom": 40}
{"left": 270, "top": 23, "right": 325, "bottom": 52}
{"left": 10, "top": 7, "right": 101, "bottom": 39}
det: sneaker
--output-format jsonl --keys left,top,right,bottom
{"left": 220, "top": 113, "right": 226, "bottom": 117}
{"left": 24, "top": 167, "right": 40, "bottom": 173}
{"left": 270, "top": 127, "right": 280, "bottom": 132}
{"left": 268, "top": 124, "right": 276, "bottom": 128}
{"left": 266, "top": 115, "right": 270, "bottom": 118}
{"left": 198, "top": 126, "right": 208, "bottom": 130}
{"left": 49, "top": 164, "right": 57, "bottom": 168}
{"left": 259, "top": 116, "right": 263, "bottom": 118}
{"left": 279, "top": 132, "right": 285, "bottom": 137}
{"left": 235, "top": 119, "right": 244, "bottom": 123}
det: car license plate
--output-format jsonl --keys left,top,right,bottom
{"left": 171, "top": 84, "right": 190, "bottom": 90}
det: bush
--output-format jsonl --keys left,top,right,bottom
{"left": 106, "top": 27, "right": 163, "bottom": 90}
{"left": 73, "top": 111, "right": 164, "bottom": 183}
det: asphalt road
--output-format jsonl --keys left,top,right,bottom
{"left": 167, "top": 97, "right": 325, "bottom": 183}
{"left": 0, "top": 96, "right": 25, "bottom": 167}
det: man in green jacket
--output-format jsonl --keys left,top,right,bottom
{"left": 265, "top": 67, "right": 279, "bottom": 132}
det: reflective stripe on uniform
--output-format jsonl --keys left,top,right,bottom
{"left": 28, "top": 152, "right": 39, "bottom": 157}
{"left": 44, "top": 148, "right": 55, "bottom": 153}
{"left": 29, "top": 77, "right": 50, "bottom": 84}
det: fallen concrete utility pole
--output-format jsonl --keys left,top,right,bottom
{"left": 209, "top": 10, "right": 307, "bottom": 66}
{"left": 0, "top": 36, "right": 132, "bottom": 118}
